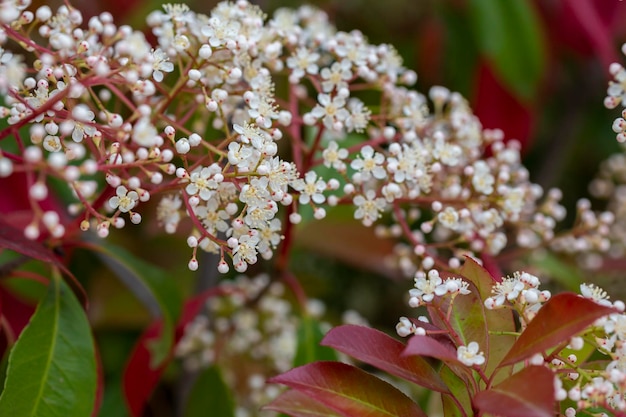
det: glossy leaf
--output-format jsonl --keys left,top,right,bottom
{"left": 183, "top": 365, "right": 235, "bottom": 417}
{"left": 499, "top": 293, "right": 616, "bottom": 367}
{"left": 269, "top": 361, "right": 427, "bottom": 417}
{"left": 460, "top": 258, "right": 516, "bottom": 377}
{"left": 264, "top": 390, "right": 344, "bottom": 417}
{"left": 468, "top": 0, "right": 545, "bottom": 101}
{"left": 0, "top": 275, "right": 97, "bottom": 416}
{"left": 440, "top": 365, "right": 472, "bottom": 417}
{"left": 402, "top": 335, "right": 459, "bottom": 365}
{"left": 94, "top": 242, "right": 182, "bottom": 366}
{"left": 473, "top": 366, "right": 555, "bottom": 417}
{"left": 321, "top": 325, "right": 448, "bottom": 393}
{"left": 428, "top": 279, "right": 487, "bottom": 349}
{"left": 293, "top": 316, "right": 337, "bottom": 367}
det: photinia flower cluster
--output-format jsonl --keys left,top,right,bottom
{"left": 0, "top": 0, "right": 615, "bottom": 279}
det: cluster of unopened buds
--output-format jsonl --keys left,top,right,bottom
{"left": 0, "top": 0, "right": 617, "bottom": 276}
{"left": 176, "top": 274, "right": 317, "bottom": 416}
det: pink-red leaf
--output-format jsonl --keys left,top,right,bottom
{"left": 123, "top": 320, "right": 166, "bottom": 417}
{"left": 269, "top": 361, "right": 427, "bottom": 417}
{"left": 263, "top": 390, "right": 344, "bottom": 417}
{"left": 499, "top": 292, "right": 616, "bottom": 367}
{"left": 321, "top": 325, "right": 448, "bottom": 393}
{"left": 473, "top": 365, "right": 555, "bottom": 417}
{"left": 402, "top": 335, "right": 459, "bottom": 364}
{"left": 122, "top": 287, "right": 234, "bottom": 416}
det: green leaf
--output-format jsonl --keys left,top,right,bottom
{"left": 0, "top": 274, "right": 97, "bottom": 416}
{"left": 427, "top": 277, "right": 487, "bottom": 357}
{"left": 460, "top": 258, "right": 516, "bottom": 378}
{"left": 468, "top": 0, "right": 545, "bottom": 101}
{"left": 533, "top": 253, "right": 583, "bottom": 291}
{"left": 293, "top": 316, "right": 337, "bottom": 367}
{"left": 438, "top": 3, "right": 479, "bottom": 97}
{"left": 92, "top": 242, "right": 182, "bottom": 366}
{"left": 439, "top": 365, "right": 472, "bottom": 417}
{"left": 269, "top": 361, "right": 427, "bottom": 417}
{"left": 183, "top": 366, "right": 235, "bottom": 417}
{"left": 499, "top": 293, "right": 616, "bottom": 367}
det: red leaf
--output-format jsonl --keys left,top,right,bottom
{"left": 122, "top": 286, "right": 232, "bottom": 416}
{"left": 562, "top": 0, "right": 618, "bottom": 69}
{"left": 321, "top": 325, "right": 448, "bottom": 393}
{"left": 269, "top": 361, "right": 427, "bottom": 417}
{"left": 402, "top": 334, "right": 460, "bottom": 364}
{"left": 473, "top": 365, "right": 555, "bottom": 417}
{"left": 499, "top": 293, "right": 616, "bottom": 367}
{"left": 472, "top": 63, "right": 534, "bottom": 151}
{"left": 264, "top": 390, "right": 344, "bottom": 417}
{"left": 123, "top": 320, "right": 166, "bottom": 417}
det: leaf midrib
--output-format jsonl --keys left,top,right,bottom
{"left": 31, "top": 280, "right": 60, "bottom": 416}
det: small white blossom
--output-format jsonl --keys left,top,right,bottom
{"left": 109, "top": 186, "right": 139, "bottom": 213}
{"left": 457, "top": 342, "right": 485, "bottom": 367}
{"left": 150, "top": 49, "right": 174, "bottom": 82}
{"left": 292, "top": 171, "right": 326, "bottom": 205}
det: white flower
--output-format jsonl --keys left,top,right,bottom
{"left": 132, "top": 117, "right": 159, "bottom": 147}
{"left": 396, "top": 317, "right": 423, "bottom": 337}
{"left": 472, "top": 160, "right": 494, "bottom": 195}
{"left": 70, "top": 104, "right": 97, "bottom": 142}
{"left": 233, "top": 122, "right": 266, "bottom": 149}
{"left": 157, "top": 195, "right": 182, "bottom": 233}
{"left": 351, "top": 145, "right": 387, "bottom": 181}
{"left": 353, "top": 189, "right": 386, "bottom": 227}
{"left": 43, "top": 135, "right": 62, "bottom": 152}
{"left": 201, "top": 16, "right": 241, "bottom": 48}
{"left": 310, "top": 93, "right": 349, "bottom": 130}
{"left": 320, "top": 60, "right": 352, "bottom": 93}
{"left": 485, "top": 275, "right": 525, "bottom": 308}
{"left": 227, "top": 142, "right": 257, "bottom": 170}
{"left": 240, "top": 176, "right": 271, "bottom": 208}
{"left": 580, "top": 283, "right": 612, "bottom": 307}
{"left": 293, "top": 171, "right": 326, "bottom": 205}
{"left": 186, "top": 165, "right": 221, "bottom": 201}
{"left": 345, "top": 98, "right": 371, "bottom": 133}
{"left": 257, "top": 218, "right": 283, "bottom": 255}
{"left": 109, "top": 186, "right": 139, "bottom": 213}
{"left": 438, "top": 207, "right": 459, "bottom": 230}
{"left": 457, "top": 342, "right": 485, "bottom": 366}
{"left": 232, "top": 234, "right": 260, "bottom": 267}
{"left": 286, "top": 47, "right": 319, "bottom": 82}
{"left": 322, "top": 141, "right": 348, "bottom": 171}
{"left": 409, "top": 270, "right": 444, "bottom": 306}
{"left": 194, "top": 198, "right": 230, "bottom": 234}
{"left": 151, "top": 49, "right": 174, "bottom": 82}
{"left": 440, "top": 278, "right": 471, "bottom": 296}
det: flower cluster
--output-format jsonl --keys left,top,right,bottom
{"left": 396, "top": 261, "right": 626, "bottom": 415}
{"left": 0, "top": 0, "right": 615, "bottom": 278}
{"left": 175, "top": 274, "right": 324, "bottom": 417}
